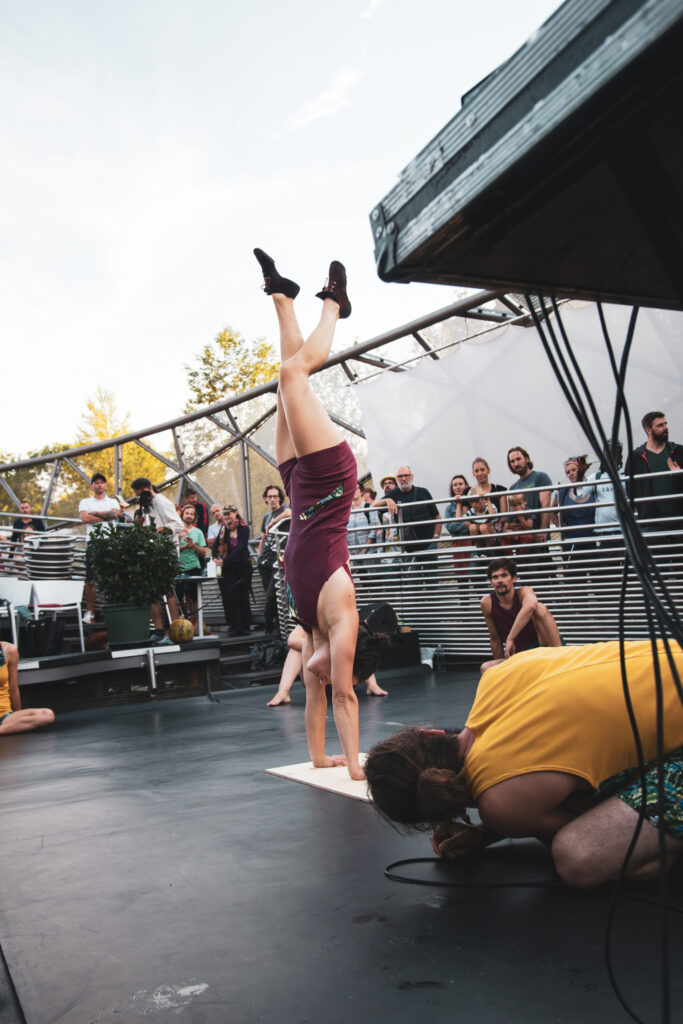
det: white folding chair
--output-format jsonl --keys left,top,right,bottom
{"left": 30, "top": 579, "right": 86, "bottom": 652}
{"left": 0, "top": 577, "right": 33, "bottom": 647}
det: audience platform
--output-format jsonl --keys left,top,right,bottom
{"left": 1, "top": 670, "right": 682, "bottom": 1023}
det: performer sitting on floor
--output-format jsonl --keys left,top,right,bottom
{"left": 365, "top": 641, "right": 683, "bottom": 888}
{"left": 0, "top": 641, "right": 54, "bottom": 735}
{"left": 254, "top": 248, "right": 385, "bottom": 779}
{"left": 480, "top": 557, "right": 561, "bottom": 672}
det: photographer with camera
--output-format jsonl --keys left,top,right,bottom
{"left": 130, "top": 478, "right": 185, "bottom": 638}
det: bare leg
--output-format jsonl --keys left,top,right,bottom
{"left": 150, "top": 602, "right": 163, "bottom": 630}
{"left": 552, "top": 796, "right": 683, "bottom": 888}
{"left": 533, "top": 602, "right": 562, "bottom": 646}
{"left": 0, "top": 708, "right": 55, "bottom": 734}
{"left": 364, "top": 673, "right": 388, "bottom": 696}
{"left": 276, "top": 296, "right": 342, "bottom": 458}
{"left": 267, "top": 648, "right": 302, "bottom": 706}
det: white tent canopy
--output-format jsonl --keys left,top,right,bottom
{"left": 356, "top": 303, "right": 683, "bottom": 497}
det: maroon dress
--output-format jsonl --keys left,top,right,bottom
{"left": 278, "top": 441, "right": 357, "bottom": 630}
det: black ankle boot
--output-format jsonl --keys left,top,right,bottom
{"left": 315, "top": 260, "right": 351, "bottom": 318}
{"left": 253, "top": 248, "right": 300, "bottom": 299}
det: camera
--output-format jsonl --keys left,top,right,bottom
{"left": 137, "top": 490, "right": 154, "bottom": 511}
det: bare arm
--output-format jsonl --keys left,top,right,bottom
{"left": 79, "top": 509, "right": 119, "bottom": 524}
{"left": 505, "top": 586, "right": 538, "bottom": 657}
{"left": 323, "top": 575, "right": 363, "bottom": 780}
{"left": 538, "top": 488, "right": 552, "bottom": 535}
{"left": 7, "top": 644, "right": 21, "bottom": 711}
{"left": 432, "top": 511, "right": 442, "bottom": 538}
{"left": 481, "top": 596, "right": 504, "bottom": 660}
{"left": 268, "top": 508, "right": 292, "bottom": 530}
{"left": 302, "top": 631, "right": 330, "bottom": 768}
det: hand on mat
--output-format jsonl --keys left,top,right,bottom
{"left": 430, "top": 821, "right": 484, "bottom": 859}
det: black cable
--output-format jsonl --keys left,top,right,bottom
{"left": 384, "top": 857, "right": 683, "bottom": 916}
{"left": 523, "top": 295, "right": 683, "bottom": 1024}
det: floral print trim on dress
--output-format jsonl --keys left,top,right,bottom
{"left": 298, "top": 482, "right": 345, "bottom": 521}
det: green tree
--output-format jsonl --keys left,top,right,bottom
{"left": 184, "top": 326, "right": 279, "bottom": 410}
{"left": 0, "top": 443, "right": 79, "bottom": 519}
{"left": 73, "top": 388, "right": 169, "bottom": 495}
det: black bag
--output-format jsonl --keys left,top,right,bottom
{"left": 250, "top": 640, "right": 288, "bottom": 672}
{"left": 21, "top": 619, "right": 65, "bottom": 658}
{"left": 257, "top": 547, "right": 277, "bottom": 570}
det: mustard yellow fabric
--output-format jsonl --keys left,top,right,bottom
{"left": 0, "top": 662, "right": 11, "bottom": 717}
{"left": 465, "top": 641, "right": 683, "bottom": 800}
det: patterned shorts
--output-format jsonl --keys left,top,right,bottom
{"left": 599, "top": 746, "right": 683, "bottom": 839}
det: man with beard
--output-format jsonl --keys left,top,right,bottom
{"left": 507, "top": 446, "right": 552, "bottom": 544}
{"left": 625, "top": 412, "right": 683, "bottom": 544}
{"left": 373, "top": 465, "right": 441, "bottom": 567}
{"left": 480, "top": 557, "right": 561, "bottom": 672}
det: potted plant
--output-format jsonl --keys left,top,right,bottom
{"left": 88, "top": 521, "right": 180, "bottom": 643}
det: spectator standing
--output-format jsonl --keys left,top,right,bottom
{"left": 554, "top": 456, "right": 595, "bottom": 561}
{"left": 586, "top": 440, "right": 625, "bottom": 566}
{"left": 182, "top": 488, "right": 209, "bottom": 536}
{"left": 625, "top": 411, "right": 683, "bottom": 545}
{"left": 10, "top": 501, "right": 46, "bottom": 557}
{"left": 176, "top": 505, "right": 208, "bottom": 628}
{"left": 207, "top": 504, "right": 225, "bottom": 545}
{"left": 130, "top": 478, "right": 184, "bottom": 636}
{"left": 212, "top": 505, "right": 252, "bottom": 636}
{"left": 347, "top": 482, "right": 380, "bottom": 571}
{"left": 78, "top": 473, "right": 122, "bottom": 624}
{"left": 471, "top": 458, "right": 508, "bottom": 513}
{"left": 257, "top": 485, "right": 291, "bottom": 634}
{"left": 507, "top": 446, "right": 552, "bottom": 544}
{"left": 444, "top": 475, "right": 473, "bottom": 577}
{"left": 374, "top": 465, "right": 441, "bottom": 567}
{"left": 379, "top": 475, "right": 398, "bottom": 495}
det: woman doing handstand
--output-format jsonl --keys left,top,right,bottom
{"left": 254, "top": 249, "right": 384, "bottom": 779}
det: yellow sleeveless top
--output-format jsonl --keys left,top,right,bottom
{"left": 465, "top": 640, "right": 683, "bottom": 800}
{"left": 0, "top": 661, "right": 11, "bottom": 716}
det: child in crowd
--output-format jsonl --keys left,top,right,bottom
{"left": 501, "top": 492, "right": 536, "bottom": 555}
{"left": 460, "top": 490, "right": 497, "bottom": 548}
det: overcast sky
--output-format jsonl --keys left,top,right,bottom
{"left": 1, "top": 0, "right": 562, "bottom": 454}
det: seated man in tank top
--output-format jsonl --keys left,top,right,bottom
{"left": 480, "top": 557, "right": 561, "bottom": 673}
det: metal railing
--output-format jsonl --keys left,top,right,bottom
{"left": 274, "top": 474, "right": 683, "bottom": 659}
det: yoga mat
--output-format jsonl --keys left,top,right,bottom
{"left": 266, "top": 756, "right": 371, "bottom": 802}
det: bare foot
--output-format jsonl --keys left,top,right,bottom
{"left": 366, "top": 682, "right": 388, "bottom": 696}
{"left": 266, "top": 693, "right": 292, "bottom": 707}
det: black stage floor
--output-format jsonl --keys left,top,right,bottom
{"left": 1, "top": 669, "right": 682, "bottom": 1024}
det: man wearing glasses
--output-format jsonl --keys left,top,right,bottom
{"left": 257, "top": 485, "right": 291, "bottom": 634}
{"left": 373, "top": 465, "right": 441, "bottom": 570}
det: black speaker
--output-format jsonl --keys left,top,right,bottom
{"left": 359, "top": 602, "right": 399, "bottom": 636}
